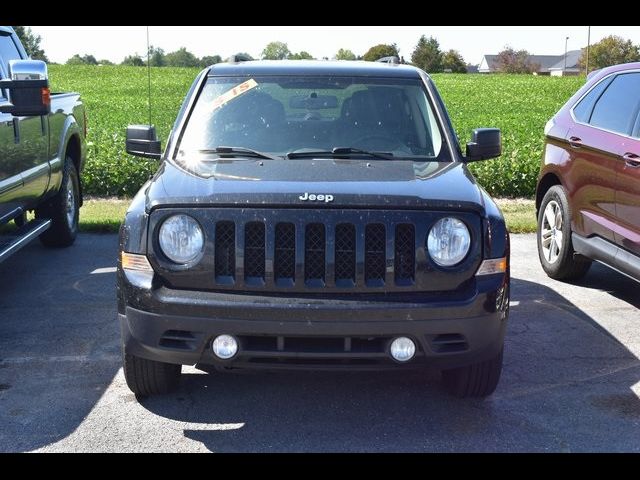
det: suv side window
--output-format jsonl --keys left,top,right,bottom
{"left": 572, "top": 76, "right": 613, "bottom": 123}
{"left": 589, "top": 72, "right": 640, "bottom": 135}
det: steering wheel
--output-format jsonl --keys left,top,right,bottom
{"left": 349, "top": 134, "right": 404, "bottom": 151}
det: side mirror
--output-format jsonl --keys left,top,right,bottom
{"left": 126, "top": 125, "right": 161, "bottom": 159}
{"left": 465, "top": 128, "right": 501, "bottom": 162}
{"left": 0, "top": 60, "right": 51, "bottom": 116}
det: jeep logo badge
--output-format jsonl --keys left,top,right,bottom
{"left": 299, "top": 192, "right": 334, "bottom": 203}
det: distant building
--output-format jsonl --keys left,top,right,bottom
{"left": 478, "top": 50, "right": 582, "bottom": 76}
{"left": 466, "top": 64, "right": 479, "bottom": 74}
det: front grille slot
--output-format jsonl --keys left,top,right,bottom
{"left": 274, "top": 223, "right": 295, "bottom": 284}
{"left": 305, "top": 223, "right": 326, "bottom": 284}
{"left": 215, "top": 221, "right": 235, "bottom": 282}
{"left": 244, "top": 222, "right": 265, "bottom": 282}
{"left": 395, "top": 224, "right": 415, "bottom": 284}
{"left": 365, "top": 223, "right": 386, "bottom": 286}
{"left": 335, "top": 223, "right": 356, "bottom": 285}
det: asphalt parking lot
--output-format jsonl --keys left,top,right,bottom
{"left": 0, "top": 233, "right": 639, "bottom": 452}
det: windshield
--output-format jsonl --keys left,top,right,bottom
{"left": 175, "top": 75, "right": 447, "bottom": 165}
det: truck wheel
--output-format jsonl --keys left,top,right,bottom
{"left": 36, "top": 156, "right": 80, "bottom": 247}
{"left": 123, "top": 352, "right": 182, "bottom": 397}
{"left": 537, "top": 185, "right": 591, "bottom": 280}
{"left": 442, "top": 349, "right": 503, "bottom": 398}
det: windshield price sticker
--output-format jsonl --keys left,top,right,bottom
{"left": 211, "top": 79, "right": 258, "bottom": 110}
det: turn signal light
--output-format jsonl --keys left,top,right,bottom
{"left": 41, "top": 87, "right": 51, "bottom": 107}
{"left": 121, "top": 252, "right": 153, "bottom": 271}
{"left": 476, "top": 257, "right": 507, "bottom": 276}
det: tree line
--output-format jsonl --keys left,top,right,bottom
{"left": 65, "top": 47, "right": 225, "bottom": 68}
{"left": 12, "top": 27, "right": 640, "bottom": 73}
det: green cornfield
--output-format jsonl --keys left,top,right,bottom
{"left": 49, "top": 65, "right": 585, "bottom": 198}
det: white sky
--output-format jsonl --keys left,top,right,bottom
{"left": 30, "top": 26, "right": 639, "bottom": 65}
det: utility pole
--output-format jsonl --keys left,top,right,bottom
{"left": 586, "top": 26, "right": 591, "bottom": 75}
{"left": 564, "top": 36, "right": 569, "bottom": 73}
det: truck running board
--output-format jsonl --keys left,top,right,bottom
{"left": 0, "top": 219, "right": 51, "bottom": 263}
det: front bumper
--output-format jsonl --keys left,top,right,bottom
{"left": 118, "top": 272, "right": 509, "bottom": 371}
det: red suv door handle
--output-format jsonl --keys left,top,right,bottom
{"left": 623, "top": 152, "right": 640, "bottom": 168}
{"left": 568, "top": 136, "right": 582, "bottom": 148}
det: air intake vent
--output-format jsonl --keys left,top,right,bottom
{"left": 215, "top": 221, "right": 235, "bottom": 282}
{"left": 395, "top": 224, "right": 415, "bottom": 284}
{"left": 335, "top": 223, "right": 356, "bottom": 285}
{"left": 430, "top": 333, "right": 469, "bottom": 353}
{"left": 275, "top": 222, "right": 295, "bottom": 284}
{"left": 244, "top": 221, "right": 265, "bottom": 281}
{"left": 159, "top": 330, "right": 197, "bottom": 350}
{"left": 365, "top": 223, "right": 386, "bottom": 285}
{"left": 305, "top": 223, "right": 325, "bottom": 284}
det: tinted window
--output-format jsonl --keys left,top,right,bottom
{"left": 0, "top": 34, "right": 22, "bottom": 76}
{"left": 589, "top": 73, "right": 640, "bottom": 135}
{"left": 573, "top": 76, "right": 613, "bottom": 122}
{"left": 0, "top": 34, "right": 22, "bottom": 100}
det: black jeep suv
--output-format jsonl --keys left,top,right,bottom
{"left": 118, "top": 59, "right": 509, "bottom": 398}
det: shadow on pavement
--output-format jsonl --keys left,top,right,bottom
{"left": 568, "top": 262, "right": 640, "bottom": 309}
{"left": 0, "top": 234, "right": 638, "bottom": 451}
{"left": 0, "top": 234, "right": 121, "bottom": 452}
{"left": 140, "top": 273, "right": 640, "bottom": 452}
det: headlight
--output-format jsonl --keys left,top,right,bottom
{"left": 158, "top": 214, "right": 204, "bottom": 264}
{"left": 427, "top": 217, "right": 470, "bottom": 267}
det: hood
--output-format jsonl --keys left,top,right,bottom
{"left": 145, "top": 158, "right": 485, "bottom": 212}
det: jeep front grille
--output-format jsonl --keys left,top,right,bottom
{"left": 149, "top": 209, "right": 482, "bottom": 293}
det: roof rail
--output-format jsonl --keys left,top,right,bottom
{"left": 376, "top": 56, "right": 399, "bottom": 64}
{"left": 227, "top": 53, "right": 253, "bottom": 63}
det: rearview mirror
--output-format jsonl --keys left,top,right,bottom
{"left": 0, "top": 60, "right": 51, "bottom": 116}
{"left": 465, "top": 128, "right": 501, "bottom": 162}
{"left": 126, "top": 125, "right": 161, "bottom": 159}
{"left": 290, "top": 94, "right": 338, "bottom": 110}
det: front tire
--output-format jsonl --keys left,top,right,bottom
{"left": 36, "top": 156, "right": 80, "bottom": 247}
{"left": 123, "top": 352, "right": 182, "bottom": 397}
{"left": 442, "top": 349, "right": 503, "bottom": 398}
{"left": 537, "top": 185, "right": 591, "bottom": 280}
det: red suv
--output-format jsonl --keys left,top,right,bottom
{"left": 536, "top": 62, "right": 640, "bottom": 282}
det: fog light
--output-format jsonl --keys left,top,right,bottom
{"left": 390, "top": 337, "right": 416, "bottom": 362}
{"left": 212, "top": 335, "right": 238, "bottom": 359}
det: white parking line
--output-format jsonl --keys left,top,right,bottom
{"left": 0, "top": 354, "right": 120, "bottom": 365}
{"left": 90, "top": 267, "right": 117, "bottom": 274}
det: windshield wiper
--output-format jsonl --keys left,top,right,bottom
{"left": 199, "top": 146, "right": 282, "bottom": 161}
{"left": 332, "top": 147, "right": 394, "bottom": 160}
{"left": 286, "top": 147, "right": 394, "bottom": 160}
